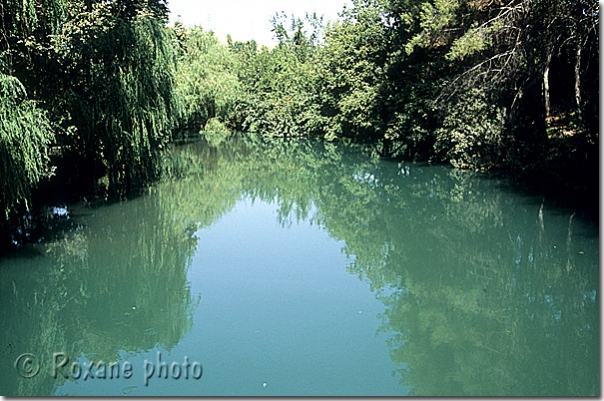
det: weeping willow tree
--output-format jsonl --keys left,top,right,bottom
{"left": 0, "top": 74, "right": 53, "bottom": 219}
{"left": 0, "top": 0, "right": 67, "bottom": 63}
{"left": 0, "top": 0, "right": 182, "bottom": 248}
{"left": 173, "top": 25, "right": 241, "bottom": 136}
{"left": 0, "top": 0, "right": 66, "bottom": 229}
{"left": 54, "top": 2, "right": 180, "bottom": 197}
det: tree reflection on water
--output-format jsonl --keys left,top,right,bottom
{"left": 0, "top": 135, "right": 598, "bottom": 396}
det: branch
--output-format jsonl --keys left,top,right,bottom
{"left": 435, "top": 50, "right": 515, "bottom": 103}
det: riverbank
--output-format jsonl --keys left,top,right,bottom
{"left": 0, "top": 132, "right": 598, "bottom": 256}
{"left": 517, "top": 118, "right": 598, "bottom": 223}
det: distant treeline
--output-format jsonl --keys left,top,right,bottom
{"left": 0, "top": 0, "right": 599, "bottom": 242}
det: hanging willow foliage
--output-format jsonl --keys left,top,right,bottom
{"left": 0, "top": 73, "right": 53, "bottom": 218}
{"left": 173, "top": 26, "right": 241, "bottom": 135}
{"left": 0, "top": 0, "right": 66, "bottom": 232}
{"left": 56, "top": 4, "right": 180, "bottom": 197}
{"left": 0, "top": 0, "right": 68, "bottom": 61}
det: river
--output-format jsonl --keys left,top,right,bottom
{"left": 0, "top": 135, "right": 598, "bottom": 396}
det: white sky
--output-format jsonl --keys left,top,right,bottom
{"left": 167, "top": 0, "right": 352, "bottom": 47}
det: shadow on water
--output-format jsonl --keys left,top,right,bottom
{"left": 0, "top": 188, "right": 198, "bottom": 395}
{"left": 0, "top": 134, "right": 598, "bottom": 395}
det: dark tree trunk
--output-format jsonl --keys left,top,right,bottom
{"left": 523, "top": 28, "right": 547, "bottom": 143}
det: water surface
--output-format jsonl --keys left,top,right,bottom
{"left": 0, "top": 136, "right": 598, "bottom": 396}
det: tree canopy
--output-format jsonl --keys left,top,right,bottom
{"left": 0, "top": 0, "right": 598, "bottom": 246}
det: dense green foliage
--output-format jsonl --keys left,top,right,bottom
{"left": 0, "top": 0, "right": 179, "bottom": 237}
{"left": 224, "top": 0, "right": 598, "bottom": 173}
{"left": 173, "top": 24, "right": 240, "bottom": 135}
{"left": 0, "top": 0, "right": 598, "bottom": 244}
{"left": 0, "top": 0, "right": 63, "bottom": 222}
{"left": 52, "top": 4, "right": 179, "bottom": 196}
{"left": 228, "top": 13, "right": 325, "bottom": 138}
{"left": 0, "top": 75, "right": 53, "bottom": 218}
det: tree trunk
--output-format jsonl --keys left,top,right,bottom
{"left": 523, "top": 28, "right": 547, "bottom": 144}
{"left": 573, "top": 0, "right": 583, "bottom": 122}
{"left": 574, "top": 42, "right": 582, "bottom": 121}
{"left": 543, "top": 49, "right": 552, "bottom": 119}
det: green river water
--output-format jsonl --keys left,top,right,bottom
{"left": 0, "top": 136, "right": 598, "bottom": 396}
